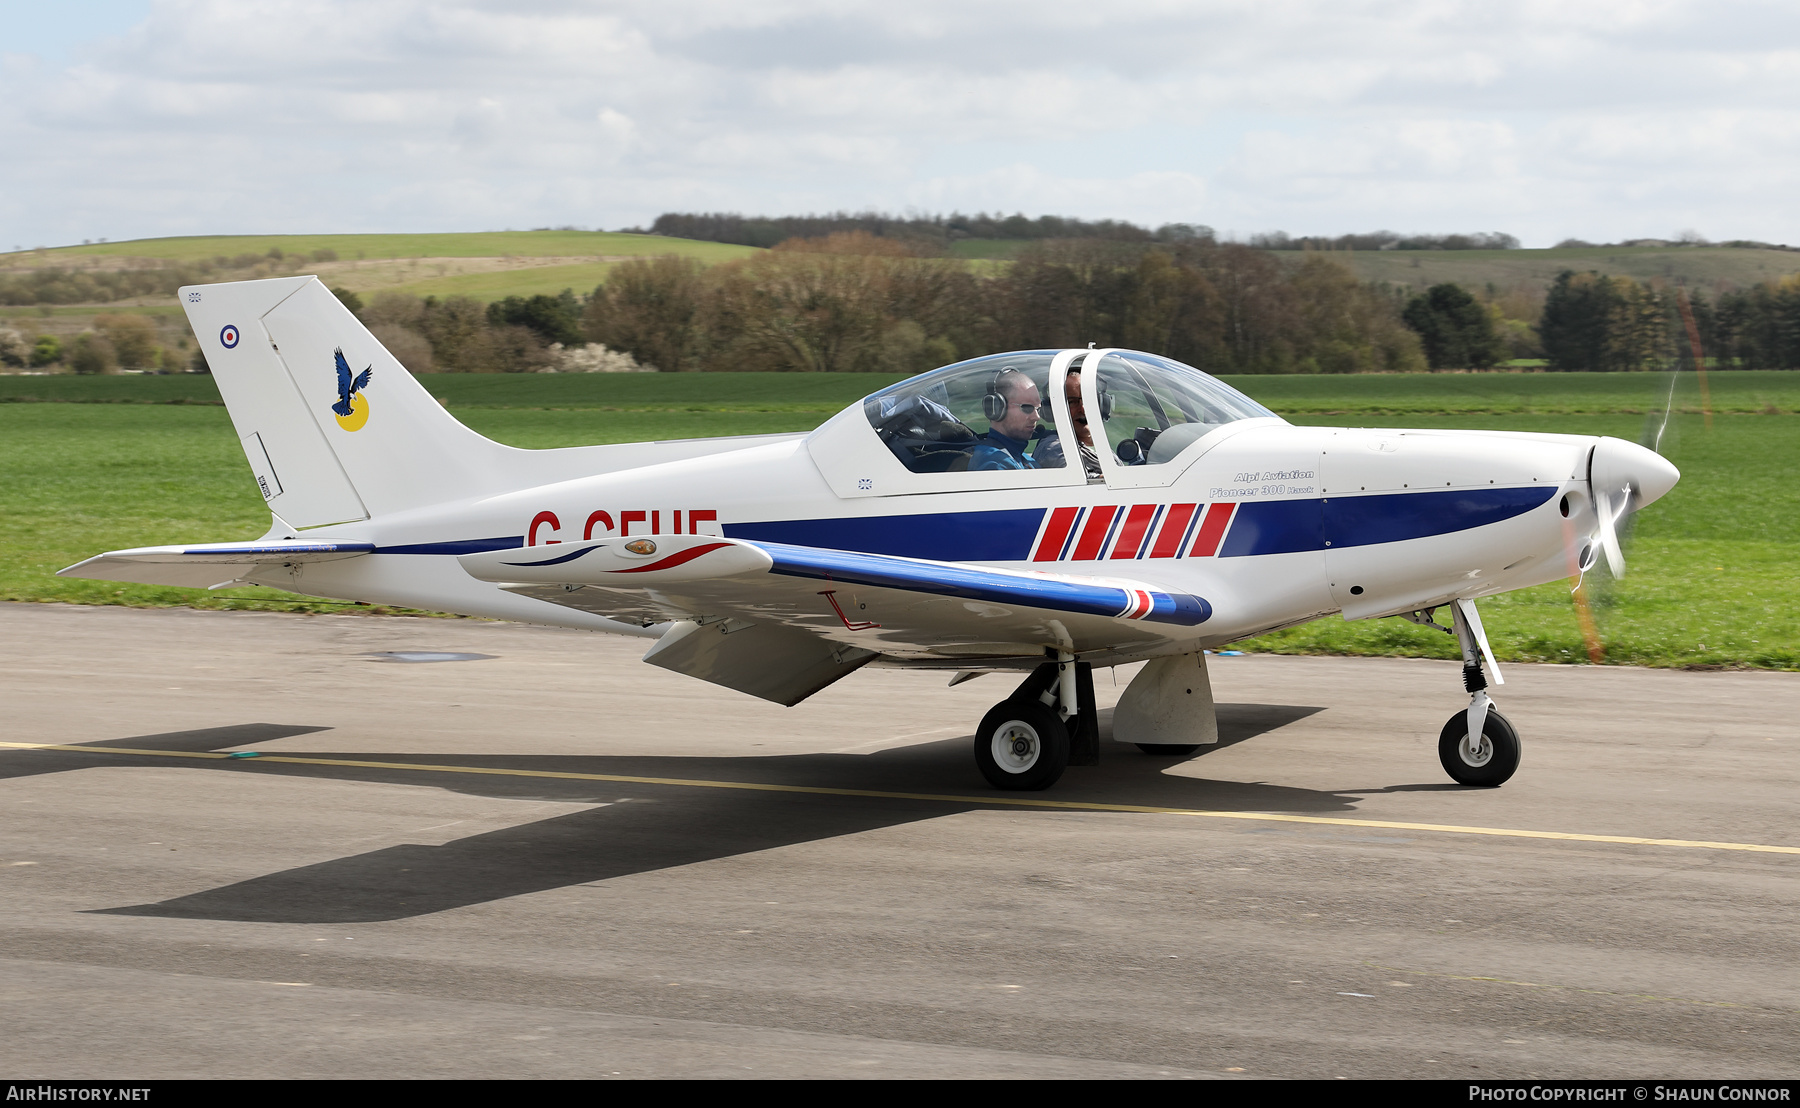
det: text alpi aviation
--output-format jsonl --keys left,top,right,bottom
{"left": 66, "top": 277, "right": 1678, "bottom": 790}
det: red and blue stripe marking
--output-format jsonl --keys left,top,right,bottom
{"left": 1029, "top": 502, "right": 1238, "bottom": 562}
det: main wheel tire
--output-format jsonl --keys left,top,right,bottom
{"left": 1135, "top": 743, "right": 1202, "bottom": 756}
{"left": 974, "top": 698, "right": 1070, "bottom": 791}
{"left": 1438, "top": 708, "right": 1522, "bottom": 787}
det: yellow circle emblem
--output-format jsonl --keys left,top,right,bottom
{"left": 335, "top": 393, "right": 370, "bottom": 432}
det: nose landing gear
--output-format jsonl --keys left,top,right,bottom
{"left": 1409, "top": 598, "right": 1521, "bottom": 787}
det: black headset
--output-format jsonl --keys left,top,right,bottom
{"left": 984, "top": 365, "right": 1115, "bottom": 423}
{"left": 983, "top": 368, "right": 1024, "bottom": 422}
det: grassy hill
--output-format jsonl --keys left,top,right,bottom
{"left": 12, "top": 232, "right": 1800, "bottom": 310}
{"left": 22, "top": 230, "right": 755, "bottom": 264}
{"left": 0, "top": 230, "right": 760, "bottom": 308}
{"left": 1285, "top": 245, "right": 1800, "bottom": 295}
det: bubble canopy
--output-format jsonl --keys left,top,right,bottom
{"left": 805, "top": 348, "right": 1283, "bottom": 498}
{"left": 859, "top": 349, "right": 1278, "bottom": 476}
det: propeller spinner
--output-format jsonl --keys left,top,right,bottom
{"left": 1585, "top": 437, "right": 1680, "bottom": 579}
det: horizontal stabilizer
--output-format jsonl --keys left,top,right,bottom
{"left": 59, "top": 541, "right": 374, "bottom": 589}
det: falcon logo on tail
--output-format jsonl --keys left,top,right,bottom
{"left": 331, "top": 347, "right": 373, "bottom": 431}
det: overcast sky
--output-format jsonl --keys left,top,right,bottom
{"left": 1, "top": 0, "right": 1795, "bottom": 249}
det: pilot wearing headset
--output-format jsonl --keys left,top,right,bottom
{"left": 968, "top": 368, "right": 1045, "bottom": 471}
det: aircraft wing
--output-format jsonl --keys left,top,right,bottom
{"left": 59, "top": 541, "right": 376, "bottom": 589}
{"left": 458, "top": 534, "right": 1211, "bottom": 703}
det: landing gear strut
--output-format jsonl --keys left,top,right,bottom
{"left": 973, "top": 654, "right": 1096, "bottom": 791}
{"left": 1409, "top": 599, "right": 1522, "bottom": 787}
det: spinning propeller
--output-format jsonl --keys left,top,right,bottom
{"left": 1569, "top": 290, "right": 1699, "bottom": 660}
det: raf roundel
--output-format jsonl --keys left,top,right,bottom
{"left": 219, "top": 324, "right": 240, "bottom": 349}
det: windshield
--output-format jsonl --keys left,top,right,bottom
{"left": 1084, "top": 350, "right": 1278, "bottom": 467}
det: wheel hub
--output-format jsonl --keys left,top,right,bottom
{"left": 1460, "top": 732, "right": 1493, "bottom": 767}
{"left": 993, "top": 722, "right": 1040, "bottom": 773}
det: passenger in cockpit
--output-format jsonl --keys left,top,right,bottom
{"left": 1034, "top": 367, "right": 1103, "bottom": 479}
{"left": 968, "top": 368, "right": 1043, "bottom": 471}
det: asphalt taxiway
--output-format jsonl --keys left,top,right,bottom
{"left": 3, "top": 602, "right": 1797, "bottom": 1079}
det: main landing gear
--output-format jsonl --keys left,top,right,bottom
{"left": 1409, "top": 599, "right": 1522, "bottom": 787}
{"left": 973, "top": 654, "right": 1097, "bottom": 791}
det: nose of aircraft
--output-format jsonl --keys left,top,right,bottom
{"left": 1590, "top": 436, "right": 1680, "bottom": 508}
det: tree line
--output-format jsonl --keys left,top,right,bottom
{"left": 1397, "top": 269, "right": 1800, "bottom": 372}
{"left": 277, "top": 235, "right": 1423, "bottom": 376}
{"left": 1252, "top": 231, "right": 1521, "bottom": 252}
{"left": 643, "top": 210, "right": 1211, "bottom": 251}
{"left": 582, "top": 233, "right": 1424, "bottom": 374}
{"left": 643, "top": 210, "right": 1534, "bottom": 255}
{"left": 0, "top": 313, "right": 204, "bottom": 374}
{"left": 1531, "top": 270, "right": 1800, "bottom": 371}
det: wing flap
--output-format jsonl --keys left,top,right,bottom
{"left": 641, "top": 619, "right": 875, "bottom": 706}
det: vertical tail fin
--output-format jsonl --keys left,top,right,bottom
{"left": 183, "top": 276, "right": 510, "bottom": 527}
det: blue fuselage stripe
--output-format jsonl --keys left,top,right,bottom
{"left": 371, "top": 487, "right": 1552, "bottom": 563}
{"left": 1219, "top": 487, "right": 1555, "bottom": 557}
{"left": 378, "top": 536, "right": 523, "bottom": 556}
{"left": 724, "top": 509, "right": 1046, "bottom": 562}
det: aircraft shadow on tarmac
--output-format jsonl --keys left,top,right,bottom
{"left": 7, "top": 705, "right": 1330, "bottom": 925}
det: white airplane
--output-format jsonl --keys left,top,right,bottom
{"left": 63, "top": 276, "right": 1680, "bottom": 791}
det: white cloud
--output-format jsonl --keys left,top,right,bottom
{"left": 1, "top": 0, "right": 1797, "bottom": 246}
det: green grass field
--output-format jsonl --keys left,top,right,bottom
{"left": 5, "top": 368, "right": 1791, "bottom": 415}
{"left": 1225, "top": 369, "right": 1800, "bottom": 415}
{"left": 0, "top": 371, "right": 910, "bottom": 411}
{"left": 1, "top": 372, "right": 1791, "bottom": 670}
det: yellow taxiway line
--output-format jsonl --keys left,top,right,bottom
{"left": 4, "top": 739, "right": 1798, "bottom": 857}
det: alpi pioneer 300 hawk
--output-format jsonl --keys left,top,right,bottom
{"left": 65, "top": 277, "right": 1679, "bottom": 791}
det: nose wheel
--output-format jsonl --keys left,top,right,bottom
{"left": 1437, "top": 708, "right": 1521, "bottom": 786}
